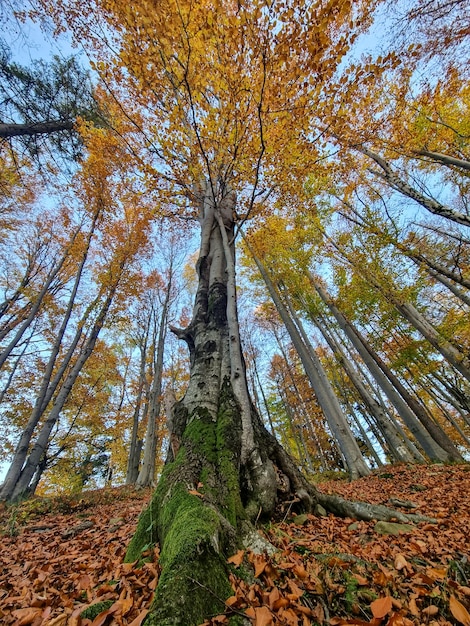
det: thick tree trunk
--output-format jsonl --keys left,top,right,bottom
{"left": 125, "top": 182, "right": 316, "bottom": 625}
{"left": 126, "top": 183, "right": 436, "bottom": 625}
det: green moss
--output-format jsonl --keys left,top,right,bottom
{"left": 145, "top": 484, "right": 232, "bottom": 625}
{"left": 125, "top": 376, "right": 248, "bottom": 624}
{"left": 81, "top": 600, "right": 114, "bottom": 620}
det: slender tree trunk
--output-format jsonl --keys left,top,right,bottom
{"left": 245, "top": 238, "right": 370, "bottom": 478}
{"left": 357, "top": 146, "right": 470, "bottom": 227}
{"left": 317, "top": 316, "right": 419, "bottom": 463}
{"left": 1, "top": 267, "right": 123, "bottom": 501}
{"left": 311, "top": 278, "right": 455, "bottom": 461}
{"left": 414, "top": 150, "right": 470, "bottom": 172}
{"left": 126, "top": 336, "right": 149, "bottom": 485}
{"left": 137, "top": 278, "right": 172, "bottom": 487}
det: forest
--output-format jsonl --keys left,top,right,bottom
{"left": 0, "top": 0, "right": 469, "bottom": 624}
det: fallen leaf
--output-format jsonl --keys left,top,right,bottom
{"left": 227, "top": 550, "right": 245, "bottom": 567}
{"left": 394, "top": 554, "right": 408, "bottom": 571}
{"left": 254, "top": 606, "right": 274, "bottom": 626}
{"left": 449, "top": 595, "right": 470, "bottom": 626}
{"left": 408, "top": 597, "right": 420, "bottom": 617}
{"left": 422, "top": 605, "right": 439, "bottom": 616}
{"left": 127, "top": 609, "right": 149, "bottom": 626}
{"left": 370, "top": 596, "right": 393, "bottom": 619}
{"left": 11, "top": 608, "right": 42, "bottom": 625}
{"left": 253, "top": 554, "right": 268, "bottom": 578}
{"left": 44, "top": 616, "right": 67, "bottom": 626}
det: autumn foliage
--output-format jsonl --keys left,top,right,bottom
{"left": 1, "top": 464, "right": 469, "bottom": 626}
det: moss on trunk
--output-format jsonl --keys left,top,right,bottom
{"left": 125, "top": 379, "right": 246, "bottom": 625}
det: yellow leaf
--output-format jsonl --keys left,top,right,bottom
{"left": 370, "top": 596, "right": 393, "bottom": 619}
{"left": 450, "top": 595, "right": 470, "bottom": 626}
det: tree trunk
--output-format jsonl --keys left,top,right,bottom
{"left": 357, "top": 146, "right": 470, "bottom": 227}
{"left": 126, "top": 183, "right": 435, "bottom": 625}
{"left": 137, "top": 278, "right": 171, "bottom": 487}
{"left": 0, "top": 119, "right": 75, "bottom": 138}
{"left": 317, "top": 316, "right": 419, "bottom": 463}
{"left": 1, "top": 268, "right": 123, "bottom": 501}
{"left": 311, "top": 278, "right": 454, "bottom": 461}
{"left": 125, "top": 182, "right": 319, "bottom": 624}
{"left": 253, "top": 246, "right": 370, "bottom": 477}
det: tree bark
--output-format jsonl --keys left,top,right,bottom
{"left": 316, "top": 316, "right": 419, "bottom": 463}
{"left": 311, "top": 278, "right": 455, "bottom": 461}
{"left": 245, "top": 240, "right": 370, "bottom": 478}
{"left": 357, "top": 146, "right": 470, "bottom": 227}
{"left": 136, "top": 277, "right": 171, "bottom": 487}
{"left": 125, "top": 182, "right": 317, "bottom": 625}
{"left": 126, "top": 183, "right": 436, "bottom": 625}
{"left": 0, "top": 120, "right": 75, "bottom": 138}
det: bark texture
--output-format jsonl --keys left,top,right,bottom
{"left": 125, "top": 182, "right": 315, "bottom": 625}
{"left": 125, "top": 182, "right": 420, "bottom": 625}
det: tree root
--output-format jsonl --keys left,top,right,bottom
{"left": 317, "top": 492, "right": 437, "bottom": 523}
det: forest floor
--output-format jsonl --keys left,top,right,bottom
{"left": 1, "top": 463, "right": 469, "bottom": 626}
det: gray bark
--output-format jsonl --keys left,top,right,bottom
{"left": 245, "top": 239, "right": 370, "bottom": 478}
{"left": 415, "top": 150, "right": 470, "bottom": 172}
{"left": 312, "top": 279, "right": 453, "bottom": 461}
{"left": 317, "top": 317, "right": 418, "bottom": 463}
{"left": 358, "top": 146, "right": 470, "bottom": 227}
{"left": 136, "top": 278, "right": 171, "bottom": 487}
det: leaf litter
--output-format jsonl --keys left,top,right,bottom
{"left": 1, "top": 464, "right": 469, "bottom": 626}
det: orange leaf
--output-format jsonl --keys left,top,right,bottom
{"left": 268, "top": 586, "right": 281, "bottom": 609}
{"left": 370, "top": 596, "right": 393, "bottom": 619}
{"left": 408, "top": 598, "right": 420, "bottom": 617}
{"left": 44, "top": 616, "right": 67, "bottom": 626}
{"left": 422, "top": 605, "right": 439, "bottom": 616}
{"left": 228, "top": 550, "right": 245, "bottom": 566}
{"left": 11, "top": 608, "right": 42, "bottom": 626}
{"left": 273, "top": 598, "right": 290, "bottom": 610}
{"left": 254, "top": 606, "right": 274, "bottom": 626}
{"left": 294, "top": 564, "right": 308, "bottom": 580}
{"left": 225, "top": 596, "right": 239, "bottom": 607}
{"left": 253, "top": 555, "right": 268, "bottom": 578}
{"left": 352, "top": 575, "right": 368, "bottom": 585}
{"left": 188, "top": 489, "right": 204, "bottom": 498}
{"left": 449, "top": 595, "right": 470, "bottom": 626}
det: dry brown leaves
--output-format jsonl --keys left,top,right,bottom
{"left": 1, "top": 465, "right": 469, "bottom": 626}
{"left": 204, "top": 464, "right": 470, "bottom": 626}
{"left": 0, "top": 486, "right": 155, "bottom": 626}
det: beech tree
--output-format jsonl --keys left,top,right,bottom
{"left": 9, "top": 0, "right": 466, "bottom": 622}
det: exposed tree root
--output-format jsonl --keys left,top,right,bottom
{"left": 317, "top": 492, "right": 437, "bottom": 523}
